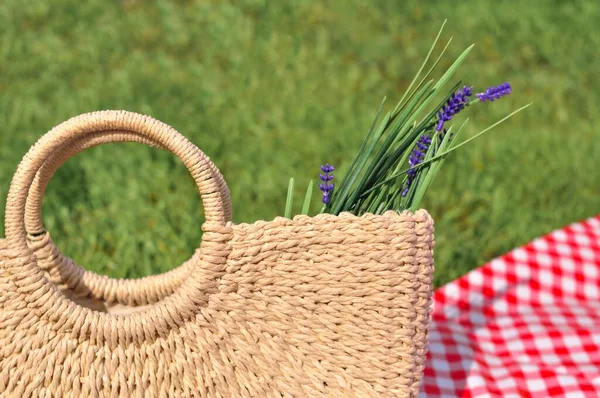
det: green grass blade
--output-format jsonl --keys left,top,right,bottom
{"left": 430, "top": 102, "right": 533, "bottom": 155}
{"left": 329, "top": 97, "right": 387, "bottom": 211}
{"left": 432, "top": 44, "right": 474, "bottom": 91}
{"left": 404, "top": 132, "right": 441, "bottom": 211}
{"left": 361, "top": 102, "right": 532, "bottom": 196}
{"left": 445, "top": 117, "right": 470, "bottom": 144}
{"left": 399, "top": 37, "right": 454, "bottom": 117}
{"left": 384, "top": 186, "right": 402, "bottom": 211}
{"left": 391, "top": 80, "right": 436, "bottom": 133}
{"left": 392, "top": 19, "right": 447, "bottom": 115}
{"left": 365, "top": 185, "right": 389, "bottom": 215}
{"left": 410, "top": 125, "right": 463, "bottom": 210}
{"left": 301, "top": 180, "right": 314, "bottom": 215}
{"left": 369, "top": 80, "right": 459, "bottom": 184}
{"left": 419, "top": 37, "right": 453, "bottom": 86}
{"left": 413, "top": 81, "right": 461, "bottom": 131}
{"left": 340, "top": 96, "right": 387, "bottom": 184}
{"left": 285, "top": 177, "right": 295, "bottom": 218}
{"left": 330, "top": 110, "right": 392, "bottom": 214}
{"left": 333, "top": 39, "right": 467, "bottom": 215}
{"left": 361, "top": 125, "right": 419, "bottom": 206}
{"left": 342, "top": 81, "right": 436, "bottom": 210}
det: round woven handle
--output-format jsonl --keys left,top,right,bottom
{"left": 4, "top": 110, "right": 229, "bottom": 273}
{"left": 25, "top": 130, "right": 232, "bottom": 235}
{"left": 18, "top": 130, "right": 233, "bottom": 307}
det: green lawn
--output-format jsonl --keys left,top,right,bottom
{"left": 0, "top": 0, "right": 598, "bottom": 287}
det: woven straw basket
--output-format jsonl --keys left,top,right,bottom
{"left": 0, "top": 111, "right": 435, "bottom": 397}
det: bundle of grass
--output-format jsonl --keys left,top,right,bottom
{"left": 284, "top": 21, "right": 530, "bottom": 218}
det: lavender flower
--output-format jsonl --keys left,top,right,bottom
{"left": 319, "top": 163, "right": 335, "bottom": 204}
{"left": 402, "top": 134, "right": 431, "bottom": 197}
{"left": 436, "top": 85, "right": 473, "bottom": 132}
{"left": 477, "top": 82, "right": 512, "bottom": 102}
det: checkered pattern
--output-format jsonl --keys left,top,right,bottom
{"left": 421, "top": 216, "right": 600, "bottom": 397}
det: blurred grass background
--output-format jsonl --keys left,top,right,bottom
{"left": 0, "top": 0, "right": 598, "bottom": 287}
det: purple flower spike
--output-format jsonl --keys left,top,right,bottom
{"left": 319, "top": 163, "right": 335, "bottom": 204}
{"left": 402, "top": 134, "right": 431, "bottom": 197}
{"left": 477, "top": 82, "right": 512, "bottom": 102}
{"left": 436, "top": 85, "right": 473, "bottom": 132}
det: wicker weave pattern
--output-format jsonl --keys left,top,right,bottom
{"left": 24, "top": 130, "right": 232, "bottom": 309}
{"left": 0, "top": 111, "right": 435, "bottom": 397}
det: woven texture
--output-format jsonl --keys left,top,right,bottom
{"left": 24, "top": 130, "right": 232, "bottom": 310}
{"left": 0, "top": 110, "right": 435, "bottom": 397}
{"left": 421, "top": 215, "right": 600, "bottom": 397}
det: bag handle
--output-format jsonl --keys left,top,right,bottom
{"left": 21, "top": 130, "right": 232, "bottom": 306}
{"left": 2, "top": 111, "right": 233, "bottom": 340}
{"left": 25, "top": 130, "right": 232, "bottom": 235}
{"left": 5, "top": 110, "right": 228, "bottom": 245}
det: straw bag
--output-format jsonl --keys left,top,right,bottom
{"left": 0, "top": 111, "right": 435, "bottom": 397}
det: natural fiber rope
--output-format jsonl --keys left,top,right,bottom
{"left": 26, "top": 130, "right": 233, "bottom": 234}
{"left": 23, "top": 130, "right": 233, "bottom": 307}
{"left": 1, "top": 110, "right": 233, "bottom": 339}
{"left": 0, "top": 111, "right": 435, "bottom": 397}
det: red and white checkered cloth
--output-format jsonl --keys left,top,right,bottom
{"left": 421, "top": 216, "right": 600, "bottom": 397}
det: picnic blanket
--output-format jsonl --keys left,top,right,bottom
{"left": 421, "top": 216, "right": 600, "bottom": 397}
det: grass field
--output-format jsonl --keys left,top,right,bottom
{"left": 0, "top": 0, "right": 598, "bottom": 287}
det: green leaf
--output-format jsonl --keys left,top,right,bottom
{"left": 361, "top": 102, "right": 533, "bottom": 196}
{"left": 413, "top": 82, "right": 462, "bottom": 132}
{"left": 394, "top": 36, "right": 454, "bottom": 119}
{"left": 285, "top": 177, "right": 294, "bottom": 218}
{"left": 418, "top": 37, "right": 454, "bottom": 92}
{"left": 432, "top": 44, "right": 475, "bottom": 92}
{"left": 329, "top": 97, "right": 387, "bottom": 213}
{"left": 410, "top": 124, "right": 464, "bottom": 210}
{"left": 364, "top": 184, "right": 389, "bottom": 215}
{"left": 330, "top": 109, "right": 392, "bottom": 214}
{"left": 341, "top": 81, "right": 436, "bottom": 212}
{"left": 301, "top": 180, "right": 314, "bottom": 215}
{"left": 392, "top": 19, "right": 448, "bottom": 115}
{"left": 430, "top": 102, "right": 533, "bottom": 156}
{"left": 404, "top": 133, "right": 438, "bottom": 211}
